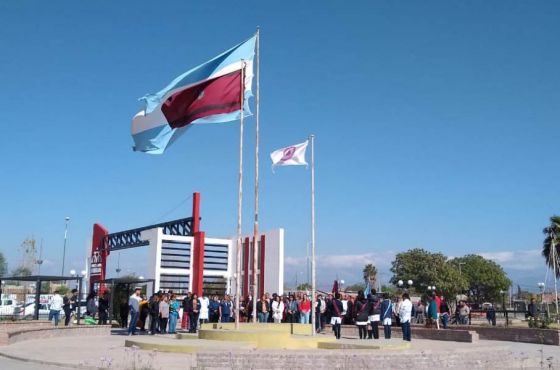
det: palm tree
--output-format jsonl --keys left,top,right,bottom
{"left": 543, "top": 216, "right": 560, "bottom": 277}
{"left": 363, "top": 263, "right": 378, "bottom": 288}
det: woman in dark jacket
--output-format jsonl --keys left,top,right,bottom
{"left": 181, "top": 294, "right": 191, "bottom": 329}
{"left": 368, "top": 289, "right": 381, "bottom": 339}
{"left": 355, "top": 291, "right": 370, "bottom": 340}
{"left": 189, "top": 294, "right": 201, "bottom": 333}
{"left": 328, "top": 293, "right": 344, "bottom": 340}
{"left": 149, "top": 294, "right": 160, "bottom": 335}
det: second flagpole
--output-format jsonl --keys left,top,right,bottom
{"left": 310, "top": 134, "right": 316, "bottom": 336}
{"left": 252, "top": 26, "right": 260, "bottom": 324}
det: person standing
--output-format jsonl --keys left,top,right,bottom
{"left": 98, "top": 291, "right": 109, "bottom": 325}
{"left": 209, "top": 295, "right": 220, "bottom": 323}
{"left": 149, "top": 294, "right": 160, "bottom": 335}
{"left": 257, "top": 294, "right": 269, "bottom": 323}
{"left": 138, "top": 295, "right": 149, "bottom": 332}
{"left": 219, "top": 295, "right": 233, "bottom": 323}
{"left": 459, "top": 301, "right": 470, "bottom": 325}
{"left": 440, "top": 297, "right": 450, "bottom": 329}
{"left": 198, "top": 293, "right": 210, "bottom": 327}
{"left": 299, "top": 295, "right": 311, "bottom": 324}
{"left": 181, "top": 293, "right": 191, "bottom": 330}
{"left": 329, "top": 293, "right": 344, "bottom": 340}
{"left": 127, "top": 288, "right": 141, "bottom": 336}
{"left": 159, "top": 295, "right": 170, "bottom": 334}
{"left": 48, "top": 290, "right": 64, "bottom": 327}
{"left": 527, "top": 298, "right": 538, "bottom": 318}
{"left": 355, "top": 291, "right": 370, "bottom": 340}
{"left": 271, "top": 295, "right": 284, "bottom": 323}
{"left": 286, "top": 296, "right": 298, "bottom": 323}
{"left": 399, "top": 293, "right": 412, "bottom": 341}
{"left": 428, "top": 295, "right": 439, "bottom": 329}
{"left": 119, "top": 298, "right": 129, "bottom": 328}
{"left": 189, "top": 294, "right": 201, "bottom": 333}
{"left": 380, "top": 293, "right": 393, "bottom": 339}
{"left": 63, "top": 289, "right": 78, "bottom": 327}
{"left": 368, "top": 289, "right": 381, "bottom": 339}
{"left": 486, "top": 304, "right": 496, "bottom": 326}
{"left": 416, "top": 300, "right": 425, "bottom": 324}
{"left": 168, "top": 294, "right": 180, "bottom": 334}
{"left": 86, "top": 292, "right": 98, "bottom": 318}
{"left": 393, "top": 296, "right": 402, "bottom": 327}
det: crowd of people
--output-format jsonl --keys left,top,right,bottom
{"left": 65, "top": 286, "right": 484, "bottom": 343}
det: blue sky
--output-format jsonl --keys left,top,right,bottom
{"left": 0, "top": 1, "right": 558, "bottom": 292}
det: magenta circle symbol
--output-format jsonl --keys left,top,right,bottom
{"left": 281, "top": 146, "right": 296, "bottom": 161}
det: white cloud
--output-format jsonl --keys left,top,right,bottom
{"left": 478, "top": 249, "right": 543, "bottom": 271}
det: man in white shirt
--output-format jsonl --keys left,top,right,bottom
{"left": 198, "top": 293, "right": 210, "bottom": 327}
{"left": 399, "top": 293, "right": 413, "bottom": 341}
{"left": 128, "top": 288, "right": 141, "bottom": 336}
{"left": 48, "top": 290, "right": 64, "bottom": 327}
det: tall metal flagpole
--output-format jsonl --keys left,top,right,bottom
{"left": 552, "top": 238, "right": 559, "bottom": 324}
{"left": 235, "top": 61, "right": 246, "bottom": 330}
{"left": 310, "top": 134, "right": 316, "bottom": 336}
{"left": 252, "top": 27, "right": 261, "bottom": 323}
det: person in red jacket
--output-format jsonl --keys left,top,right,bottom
{"left": 299, "top": 295, "right": 311, "bottom": 324}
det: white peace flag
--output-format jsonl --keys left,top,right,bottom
{"left": 270, "top": 140, "right": 308, "bottom": 168}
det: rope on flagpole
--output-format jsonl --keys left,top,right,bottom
{"left": 234, "top": 61, "right": 246, "bottom": 330}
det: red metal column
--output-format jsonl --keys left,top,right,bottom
{"left": 258, "top": 235, "right": 266, "bottom": 298}
{"left": 192, "top": 231, "right": 205, "bottom": 296}
{"left": 190, "top": 192, "right": 204, "bottom": 296}
{"left": 192, "top": 192, "right": 200, "bottom": 233}
{"left": 90, "top": 224, "right": 109, "bottom": 293}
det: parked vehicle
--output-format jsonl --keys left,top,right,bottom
{"left": 0, "top": 299, "right": 20, "bottom": 317}
{"left": 15, "top": 302, "right": 51, "bottom": 319}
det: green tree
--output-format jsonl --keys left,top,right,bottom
{"left": 363, "top": 263, "right": 378, "bottom": 289}
{"left": 449, "top": 255, "right": 511, "bottom": 304}
{"left": 0, "top": 252, "right": 7, "bottom": 277}
{"left": 390, "top": 248, "right": 468, "bottom": 299}
{"left": 543, "top": 216, "right": 560, "bottom": 277}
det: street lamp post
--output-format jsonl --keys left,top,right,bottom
{"left": 398, "top": 280, "right": 414, "bottom": 292}
{"left": 61, "top": 217, "right": 70, "bottom": 276}
{"left": 500, "top": 289, "right": 508, "bottom": 326}
{"left": 538, "top": 282, "right": 546, "bottom": 316}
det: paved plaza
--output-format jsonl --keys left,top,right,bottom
{"left": 1, "top": 329, "right": 560, "bottom": 369}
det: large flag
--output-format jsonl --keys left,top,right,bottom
{"left": 270, "top": 140, "right": 308, "bottom": 168}
{"left": 131, "top": 36, "right": 256, "bottom": 154}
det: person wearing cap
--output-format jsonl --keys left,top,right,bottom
{"left": 127, "top": 287, "right": 142, "bottom": 336}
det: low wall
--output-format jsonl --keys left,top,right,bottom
{"left": 326, "top": 324, "right": 478, "bottom": 343}
{"left": 1, "top": 325, "right": 111, "bottom": 346}
{"left": 462, "top": 326, "right": 559, "bottom": 346}
{"left": 0, "top": 321, "right": 52, "bottom": 333}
